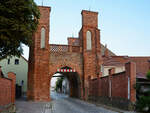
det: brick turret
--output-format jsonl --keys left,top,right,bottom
{"left": 79, "top": 10, "right": 102, "bottom": 100}
{"left": 27, "top": 6, "right": 51, "bottom": 101}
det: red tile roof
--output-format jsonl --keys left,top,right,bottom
{"left": 103, "top": 56, "right": 150, "bottom": 78}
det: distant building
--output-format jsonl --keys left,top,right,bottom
{"left": 0, "top": 56, "right": 28, "bottom": 94}
{"left": 102, "top": 55, "right": 150, "bottom": 79}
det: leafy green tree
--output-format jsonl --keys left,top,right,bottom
{"left": 55, "top": 77, "right": 64, "bottom": 92}
{"left": 0, "top": 0, "right": 40, "bottom": 60}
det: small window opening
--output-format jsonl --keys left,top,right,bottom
{"left": 8, "top": 59, "right": 10, "bottom": 64}
{"left": 15, "top": 59, "right": 19, "bottom": 65}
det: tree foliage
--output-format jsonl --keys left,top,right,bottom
{"left": 136, "top": 70, "right": 150, "bottom": 112}
{"left": 55, "top": 77, "right": 64, "bottom": 92}
{"left": 0, "top": 0, "right": 40, "bottom": 60}
{"left": 146, "top": 70, "right": 150, "bottom": 80}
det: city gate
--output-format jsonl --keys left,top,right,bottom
{"left": 27, "top": 6, "right": 103, "bottom": 101}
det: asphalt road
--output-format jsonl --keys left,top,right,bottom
{"left": 15, "top": 92, "right": 135, "bottom": 113}
{"left": 50, "top": 92, "right": 117, "bottom": 113}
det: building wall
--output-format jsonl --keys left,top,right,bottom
{"left": 103, "top": 66, "right": 125, "bottom": 76}
{"left": 88, "top": 62, "right": 136, "bottom": 110}
{"left": 0, "top": 56, "right": 28, "bottom": 93}
{"left": 0, "top": 72, "right": 16, "bottom": 112}
{"left": 27, "top": 6, "right": 51, "bottom": 101}
{"left": 27, "top": 7, "right": 104, "bottom": 101}
{"left": 0, "top": 78, "right": 12, "bottom": 107}
{"left": 129, "top": 57, "right": 150, "bottom": 74}
{"left": 50, "top": 52, "right": 83, "bottom": 76}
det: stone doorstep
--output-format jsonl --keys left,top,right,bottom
{"left": 87, "top": 100, "right": 138, "bottom": 113}
{"left": 0, "top": 104, "right": 16, "bottom": 113}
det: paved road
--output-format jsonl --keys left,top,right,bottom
{"left": 51, "top": 97, "right": 117, "bottom": 113}
{"left": 51, "top": 91, "right": 69, "bottom": 100}
{"left": 50, "top": 91, "right": 118, "bottom": 113}
{"left": 15, "top": 92, "right": 136, "bottom": 113}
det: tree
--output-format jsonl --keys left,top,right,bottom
{"left": 147, "top": 70, "right": 150, "bottom": 79}
{"left": 0, "top": 0, "right": 40, "bottom": 60}
{"left": 55, "top": 77, "right": 64, "bottom": 92}
{"left": 136, "top": 70, "right": 150, "bottom": 112}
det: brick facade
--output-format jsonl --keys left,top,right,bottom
{"left": 88, "top": 62, "right": 136, "bottom": 110}
{"left": 27, "top": 6, "right": 51, "bottom": 101}
{"left": 28, "top": 6, "right": 103, "bottom": 101}
{"left": 0, "top": 68, "right": 16, "bottom": 112}
{"left": 80, "top": 10, "right": 103, "bottom": 99}
{"left": 27, "top": 6, "right": 148, "bottom": 104}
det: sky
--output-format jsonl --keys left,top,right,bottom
{"left": 23, "top": 0, "right": 150, "bottom": 59}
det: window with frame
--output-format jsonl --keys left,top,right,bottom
{"left": 8, "top": 59, "right": 10, "bottom": 64}
{"left": 15, "top": 59, "right": 19, "bottom": 65}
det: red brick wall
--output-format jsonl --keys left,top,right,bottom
{"left": 89, "top": 62, "right": 136, "bottom": 103}
{"left": 50, "top": 52, "right": 83, "bottom": 76}
{"left": 0, "top": 72, "right": 16, "bottom": 111}
{"left": 89, "top": 73, "right": 128, "bottom": 99}
{"left": 111, "top": 72, "right": 128, "bottom": 98}
{"left": 8, "top": 72, "right": 16, "bottom": 103}
{"left": 0, "top": 78, "right": 12, "bottom": 106}
{"left": 50, "top": 52, "right": 84, "bottom": 98}
{"left": 81, "top": 10, "right": 98, "bottom": 28}
{"left": 129, "top": 57, "right": 150, "bottom": 74}
{"left": 125, "top": 62, "right": 136, "bottom": 102}
{"left": 80, "top": 10, "right": 103, "bottom": 100}
{"left": 27, "top": 6, "right": 51, "bottom": 101}
{"left": 68, "top": 38, "right": 80, "bottom": 46}
{"left": 100, "top": 77, "right": 110, "bottom": 97}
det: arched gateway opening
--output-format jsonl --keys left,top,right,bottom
{"left": 50, "top": 66, "right": 81, "bottom": 99}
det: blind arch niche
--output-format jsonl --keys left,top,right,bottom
{"left": 86, "top": 30, "right": 92, "bottom": 50}
{"left": 41, "top": 27, "right": 46, "bottom": 48}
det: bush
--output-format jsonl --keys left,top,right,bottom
{"left": 136, "top": 96, "right": 150, "bottom": 112}
{"left": 146, "top": 70, "right": 150, "bottom": 79}
{"left": 135, "top": 70, "right": 150, "bottom": 112}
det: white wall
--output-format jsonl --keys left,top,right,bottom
{"left": 0, "top": 56, "right": 28, "bottom": 93}
{"left": 103, "top": 66, "right": 125, "bottom": 76}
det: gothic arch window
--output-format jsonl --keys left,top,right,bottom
{"left": 86, "top": 30, "right": 92, "bottom": 50}
{"left": 41, "top": 27, "right": 46, "bottom": 48}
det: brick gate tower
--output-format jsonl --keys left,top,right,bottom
{"left": 27, "top": 6, "right": 103, "bottom": 101}
{"left": 27, "top": 6, "right": 51, "bottom": 101}
{"left": 79, "top": 10, "right": 102, "bottom": 99}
